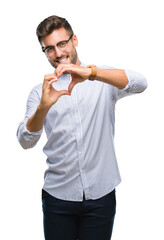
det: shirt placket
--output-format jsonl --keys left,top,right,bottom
{"left": 71, "top": 85, "right": 90, "bottom": 200}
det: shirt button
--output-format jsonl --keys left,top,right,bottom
{"left": 79, "top": 151, "right": 82, "bottom": 155}
{"left": 80, "top": 170, "right": 84, "bottom": 173}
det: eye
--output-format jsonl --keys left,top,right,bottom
{"left": 46, "top": 46, "right": 54, "bottom": 53}
{"left": 57, "top": 41, "right": 67, "bottom": 48}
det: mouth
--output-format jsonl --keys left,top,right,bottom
{"left": 56, "top": 56, "right": 69, "bottom": 64}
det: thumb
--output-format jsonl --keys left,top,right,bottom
{"left": 56, "top": 90, "right": 71, "bottom": 99}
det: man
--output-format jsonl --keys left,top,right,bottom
{"left": 17, "top": 15, "right": 147, "bottom": 240}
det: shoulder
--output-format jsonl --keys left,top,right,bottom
{"left": 27, "top": 83, "right": 43, "bottom": 100}
{"left": 97, "top": 65, "right": 115, "bottom": 70}
{"left": 30, "top": 83, "right": 42, "bottom": 94}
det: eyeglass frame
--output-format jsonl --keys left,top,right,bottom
{"left": 42, "top": 33, "right": 73, "bottom": 55}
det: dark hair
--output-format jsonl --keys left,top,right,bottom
{"left": 36, "top": 15, "right": 74, "bottom": 44}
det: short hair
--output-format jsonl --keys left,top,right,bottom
{"left": 36, "top": 15, "right": 74, "bottom": 44}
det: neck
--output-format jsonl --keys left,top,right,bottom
{"left": 76, "top": 57, "right": 81, "bottom": 66}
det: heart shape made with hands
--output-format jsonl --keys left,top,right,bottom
{"left": 54, "top": 64, "right": 91, "bottom": 93}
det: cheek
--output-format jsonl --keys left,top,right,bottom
{"left": 69, "top": 48, "right": 76, "bottom": 57}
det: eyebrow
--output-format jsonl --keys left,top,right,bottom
{"left": 44, "top": 45, "right": 54, "bottom": 50}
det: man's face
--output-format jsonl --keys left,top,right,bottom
{"left": 41, "top": 28, "right": 80, "bottom": 68}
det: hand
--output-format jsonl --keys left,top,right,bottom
{"left": 40, "top": 73, "right": 71, "bottom": 109}
{"left": 55, "top": 64, "right": 91, "bottom": 93}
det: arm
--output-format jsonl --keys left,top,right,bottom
{"left": 26, "top": 104, "right": 50, "bottom": 132}
{"left": 94, "top": 68, "right": 128, "bottom": 89}
{"left": 17, "top": 88, "right": 44, "bottom": 149}
{"left": 17, "top": 73, "right": 70, "bottom": 149}
{"left": 26, "top": 73, "right": 70, "bottom": 133}
{"left": 55, "top": 64, "right": 147, "bottom": 94}
{"left": 55, "top": 64, "right": 128, "bottom": 90}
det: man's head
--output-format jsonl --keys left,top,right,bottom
{"left": 36, "top": 15, "right": 80, "bottom": 68}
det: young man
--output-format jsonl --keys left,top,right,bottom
{"left": 17, "top": 15, "right": 147, "bottom": 240}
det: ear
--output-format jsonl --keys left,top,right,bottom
{"left": 72, "top": 35, "right": 78, "bottom": 47}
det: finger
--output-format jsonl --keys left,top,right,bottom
{"left": 43, "top": 74, "right": 58, "bottom": 88}
{"left": 43, "top": 78, "right": 57, "bottom": 88}
{"left": 68, "top": 81, "right": 76, "bottom": 94}
{"left": 55, "top": 65, "right": 63, "bottom": 78}
{"left": 44, "top": 73, "right": 58, "bottom": 82}
{"left": 56, "top": 64, "right": 73, "bottom": 78}
{"left": 48, "top": 78, "right": 58, "bottom": 86}
{"left": 56, "top": 67, "right": 66, "bottom": 78}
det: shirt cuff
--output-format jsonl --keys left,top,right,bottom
{"left": 17, "top": 119, "right": 43, "bottom": 149}
{"left": 23, "top": 121, "right": 43, "bottom": 141}
{"left": 124, "top": 69, "right": 148, "bottom": 93}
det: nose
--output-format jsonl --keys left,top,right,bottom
{"left": 54, "top": 46, "right": 63, "bottom": 58}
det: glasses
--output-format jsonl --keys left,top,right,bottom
{"left": 42, "top": 34, "right": 73, "bottom": 56}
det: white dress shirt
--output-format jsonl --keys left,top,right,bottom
{"left": 17, "top": 63, "right": 147, "bottom": 201}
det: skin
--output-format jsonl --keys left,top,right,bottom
{"left": 41, "top": 28, "right": 80, "bottom": 68}
{"left": 27, "top": 27, "right": 128, "bottom": 132}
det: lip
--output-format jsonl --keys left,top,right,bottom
{"left": 56, "top": 56, "right": 69, "bottom": 64}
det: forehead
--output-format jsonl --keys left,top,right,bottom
{"left": 42, "top": 28, "right": 70, "bottom": 46}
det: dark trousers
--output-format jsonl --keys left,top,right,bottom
{"left": 42, "top": 189, "right": 116, "bottom": 240}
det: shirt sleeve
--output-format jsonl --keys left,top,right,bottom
{"left": 16, "top": 85, "right": 43, "bottom": 149}
{"left": 101, "top": 65, "right": 147, "bottom": 100}
{"left": 116, "top": 69, "right": 148, "bottom": 100}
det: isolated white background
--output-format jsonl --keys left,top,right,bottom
{"left": 0, "top": 0, "right": 163, "bottom": 239}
